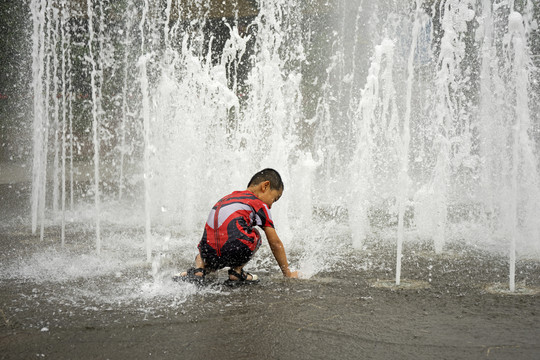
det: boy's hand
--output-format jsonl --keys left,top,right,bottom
{"left": 285, "top": 270, "right": 299, "bottom": 278}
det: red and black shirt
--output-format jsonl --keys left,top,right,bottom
{"left": 199, "top": 190, "right": 274, "bottom": 254}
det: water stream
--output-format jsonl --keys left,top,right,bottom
{"left": 18, "top": 0, "right": 540, "bottom": 290}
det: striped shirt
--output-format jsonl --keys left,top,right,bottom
{"left": 199, "top": 190, "right": 274, "bottom": 254}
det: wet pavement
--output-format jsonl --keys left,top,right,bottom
{"left": 1, "top": 183, "right": 540, "bottom": 359}
{"left": 2, "top": 233, "right": 540, "bottom": 359}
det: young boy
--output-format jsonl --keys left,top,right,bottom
{"left": 176, "top": 168, "right": 298, "bottom": 283}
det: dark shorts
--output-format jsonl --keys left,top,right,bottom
{"left": 198, "top": 238, "right": 260, "bottom": 271}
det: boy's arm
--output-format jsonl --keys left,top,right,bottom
{"left": 263, "top": 227, "right": 298, "bottom": 278}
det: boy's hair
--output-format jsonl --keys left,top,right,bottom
{"left": 247, "top": 168, "right": 284, "bottom": 191}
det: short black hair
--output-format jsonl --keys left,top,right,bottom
{"left": 247, "top": 168, "right": 284, "bottom": 191}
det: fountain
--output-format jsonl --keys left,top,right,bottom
{"left": 2, "top": 0, "right": 539, "bottom": 292}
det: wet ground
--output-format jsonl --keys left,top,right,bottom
{"left": 1, "top": 183, "right": 540, "bottom": 359}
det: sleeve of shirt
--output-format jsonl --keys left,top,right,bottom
{"left": 254, "top": 203, "right": 275, "bottom": 228}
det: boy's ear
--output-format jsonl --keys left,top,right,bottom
{"left": 261, "top": 180, "right": 271, "bottom": 191}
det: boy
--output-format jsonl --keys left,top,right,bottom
{"left": 176, "top": 168, "right": 298, "bottom": 283}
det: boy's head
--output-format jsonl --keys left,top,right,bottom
{"left": 247, "top": 168, "right": 284, "bottom": 191}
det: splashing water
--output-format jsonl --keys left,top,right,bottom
{"left": 8, "top": 0, "right": 540, "bottom": 291}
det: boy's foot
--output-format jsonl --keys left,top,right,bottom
{"left": 172, "top": 267, "right": 206, "bottom": 283}
{"left": 225, "top": 269, "right": 259, "bottom": 285}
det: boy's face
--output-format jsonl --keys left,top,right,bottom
{"left": 259, "top": 183, "right": 283, "bottom": 209}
